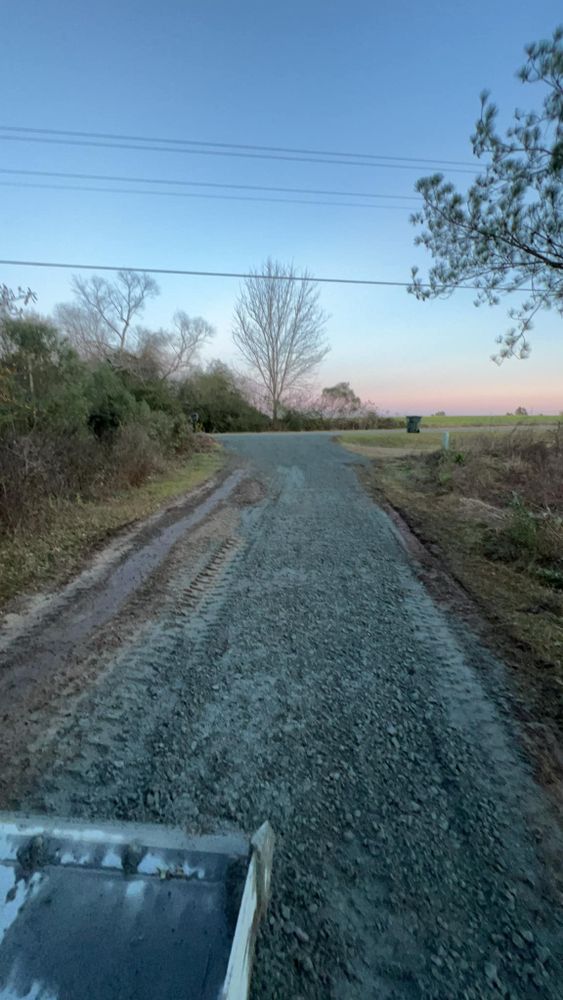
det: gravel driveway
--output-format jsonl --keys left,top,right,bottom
{"left": 7, "top": 432, "right": 563, "bottom": 998}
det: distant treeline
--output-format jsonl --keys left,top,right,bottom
{"left": 275, "top": 408, "right": 401, "bottom": 432}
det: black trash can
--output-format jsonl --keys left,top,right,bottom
{"left": 406, "top": 415, "right": 422, "bottom": 434}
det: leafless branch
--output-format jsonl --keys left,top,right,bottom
{"left": 57, "top": 270, "right": 160, "bottom": 358}
{"left": 232, "top": 258, "right": 329, "bottom": 420}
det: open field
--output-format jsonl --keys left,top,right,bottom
{"left": 0, "top": 450, "right": 224, "bottom": 606}
{"left": 338, "top": 426, "right": 559, "bottom": 457}
{"left": 339, "top": 431, "right": 452, "bottom": 450}
{"left": 419, "top": 414, "right": 561, "bottom": 427}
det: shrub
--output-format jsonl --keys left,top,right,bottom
{"left": 111, "top": 423, "right": 164, "bottom": 488}
{"left": 179, "top": 364, "right": 271, "bottom": 433}
{"left": 0, "top": 431, "right": 105, "bottom": 534}
{"left": 0, "top": 317, "right": 206, "bottom": 540}
{"left": 137, "top": 405, "right": 193, "bottom": 455}
{"left": 84, "top": 364, "right": 138, "bottom": 439}
{"left": 0, "top": 316, "right": 90, "bottom": 436}
{"left": 535, "top": 567, "right": 563, "bottom": 591}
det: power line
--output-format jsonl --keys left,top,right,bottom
{"left": 0, "top": 258, "right": 422, "bottom": 285}
{"left": 0, "top": 179, "right": 413, "bottom": 210}
{"left": 0, "top": 258, "right": 533, "bottom": 292}
{"left": 0, "top": 124, "right": 480, "bottom": 169}
{"left": 0, "top": 168, "right": 422, "bottom": 202}
{"left": 0, "top": 133, "right": 479, "bottom": 174}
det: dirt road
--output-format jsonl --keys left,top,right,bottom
{"left": 1, "top": 433, "right": 562, "bottom": 998}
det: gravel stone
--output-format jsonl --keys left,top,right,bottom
{"left": 485, "top": 961, "right": 499, "bottom": 982}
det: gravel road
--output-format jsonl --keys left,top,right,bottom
{"left": 4, "top": 432, "right": 563, "bottom": 998}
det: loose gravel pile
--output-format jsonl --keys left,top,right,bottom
{"left": 12, "top": 433, "right": 563, "bottom": 998}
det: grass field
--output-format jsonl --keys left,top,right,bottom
{"left": 419, "top": 414, "right": 561, "bottom": 427}
{"left": 339, "top": 431, "right": 447, "bottom": 450}
{"left": 0, "top": 450, "right": 224, "bottom": 606}
{"left": 338, "top": 425, "right": 559, "bottom": 456}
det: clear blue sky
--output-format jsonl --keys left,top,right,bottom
{"left": 2, "top": 0, "right": 561, "bottom": 413}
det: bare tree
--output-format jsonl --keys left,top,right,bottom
{"left": 1, "top": 284, "right": 36, "bottom": 319}
{"left": 53, "top": 302, "right": 109, "bottom": 361}
{"left": 136, "top": 313, "right": 214, "bottom": 380}
{"left": 233, "top": 259, "right": 329, "bottom": 421}
{"left": 56, "top": 270, "right": 159, "bottom": 358}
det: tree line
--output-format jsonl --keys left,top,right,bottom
{"left": 0, "top": 272, "right": 261, "bottom": 536}
{"left": 0, "top": 264, "right": 395, "bottom": 537}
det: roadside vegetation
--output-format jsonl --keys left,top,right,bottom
{"left": 0, "top": 451, "right": 223, "bottom": 605}
{"left": 344, "top": 427, "right": 563, "bottom": 728}
{"left": 0, "top": 307, "right": 232, "bottom": 602}
{"left": 0, "top": 282, "right": 259, "bottom": 603}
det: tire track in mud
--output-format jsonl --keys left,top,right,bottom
{"left": 23, "top": 527, "right": 249, "bottom": 821}
{"left": 0, "top": 471, "right": 250, "bottom": 808}
{"left": 176, "top": 536, "right": 242, "bottom": 612}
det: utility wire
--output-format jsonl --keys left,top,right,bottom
{"left": 0, "top": 124, "right": 480, "bottom": 169}
{"left": 0, "top": 168, "right": 422, "bottom": 202}
{"left": 0, "top": 134, "right": 479, "bottom": 174}
{"left": 0, "top": 258, "right": 533, "bottom": 292}
{"left": 0, "top": 179, "right": 413, "bottom": 210}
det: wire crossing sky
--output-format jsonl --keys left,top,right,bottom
{"left": 0, "top": 129, "right": 481, "bottom": 174}
{"left": 0, "top": 124, "right": 481, "bottom": 167}
{"left": 0, "top": 169, "right": 423, "bottom": 201}
{"left": 1, "top": 0, "right": 561, "bottom": 413}
{"left": 0, "top": 258, "right": 537, "bottom": 293}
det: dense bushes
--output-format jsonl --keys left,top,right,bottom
{"left": 0, "top": 316, "right": 282, "bottom": 538}
{"left": 0, "top": 316, "right": 196, "bottom": 537}
{"left": 483, "top": 494, "right": 562, "bottom": 572}
{"left": 178, "top": 363, "right": 271, "bottom": 433}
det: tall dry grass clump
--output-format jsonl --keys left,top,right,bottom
{"left": 435, "top": 427, "right": 562, "bottom": 584}
{"left": 447, "top": 427, "right": 563, "bottom": 511}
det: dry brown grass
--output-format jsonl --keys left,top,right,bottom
{"left": 445, "top": 426, "right": 563, "bottom": 512}
{"left": 355, "top": 429, "right": 563, "bottom": 745}
{"left": 0, "top": 448, "right": 224, "bottom": 606}
{"left": 435, "top": 429, "right": 563, "bottom": 587}
{"left": 0, "top": 424, "right": 200, "bottom": 539}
